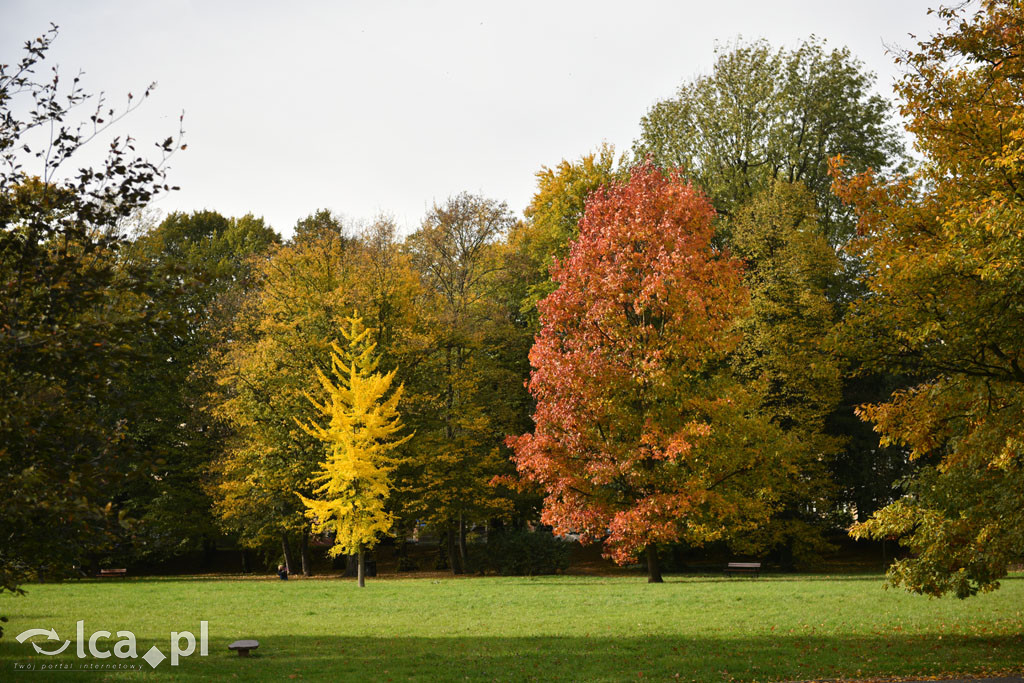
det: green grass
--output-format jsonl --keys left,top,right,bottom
{"left": 1, "top": 573, "right": 1022, "bottom": 681}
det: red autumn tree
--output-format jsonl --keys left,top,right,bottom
{"left": 508, "top": 164, "right": 796, "bottom": 582}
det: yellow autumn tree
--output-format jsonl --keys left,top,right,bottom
{"left": 297, "top": 313, "right": 411, "bottom": 587}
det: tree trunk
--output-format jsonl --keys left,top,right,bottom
{"left": 240, "top": 549, "right": 250, "bottom": 574}
{"left": 396, "top": 534, "right": 407, "bottom": 563}
{"left": 435, "top": 532, "right": 450, "bottom": 570}
{"left": 300, "top": 530, "right": 312, "bottom": 577}
{"left": 281, "top": 532, "right": 295, "bottom": 574}
{"left": 202, "top": 538, "right": 217, "bottom": 570}
{"left": 396, "top": 532, "right": 414, "bottom": 572}
{"left": 447, "top": 524, "right": 464, "bottom": 575}
{"left": 357, "top": 545, "right": 366, "bottom": 588}
{"left": 646, "top": 545, "right": 663, "bottom": 583}
{"left": 458, "top": 513, "right": 467, "bottom": 570}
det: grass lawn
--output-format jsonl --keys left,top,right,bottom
{"left": 1, "top": 573, "right": 1022, "bottom": 681}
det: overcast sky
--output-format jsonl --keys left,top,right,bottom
{"left": 3, "top": 1, "right": 946, "bottom": 237}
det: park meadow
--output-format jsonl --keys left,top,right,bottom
{"left": 2, "top": 571, "right": 1023, "bottom": 681}
{"left": 4, "top": 1, "right": 1024, "bottom": 681}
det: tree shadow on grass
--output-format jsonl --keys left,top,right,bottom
{"left": 504, "top": 575, "right": 887, "bottom": 587}
{"left": 2, "top": 632, "right": 1021, "bottom": 682}
{"left": 44, "top": 573, "right": 1024, "bottom": 589}
{"left": 508, "top": 574, "right": 1024, "bottom": 587}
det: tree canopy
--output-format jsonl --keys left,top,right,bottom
{"left": 634, "top": 38, "right": 904, "bottom": 247}
{"left": 297, "top": 314, "right": 411, "bottom": 586}
{"left": 509, "top": 164, "right": 797, "bottom": 582}
{"left": 6, "top": 4, "right": 1021, "bottom": 601}
{"left": 0, "top": 26, "right": 183, "bottom": 595}
{"left": 838, "top": 0, "right": 1024, "bottom": 598}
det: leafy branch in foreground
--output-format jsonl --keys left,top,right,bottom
{"left": 837, "top": 0, "right": 1024, "bottom": 598}
{"left": 0, "top": 25, "right": 183, "bottom": 599}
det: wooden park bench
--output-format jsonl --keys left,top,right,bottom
{"left": 724, "top": 562, "right": 761, "bottom": 577}
{"left": 98, "top": 568, "right": 127, "bottom": 578}
{"left": 228, "top": 639, "right": 259, "bottom": 657}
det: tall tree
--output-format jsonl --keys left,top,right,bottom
{"left": 0, "top": 26, "right": 182, "bottom": 601}
{"left": 509, "top": 144, "right": 624, "bottom": 324}
{"left": 837, "top": 0, "right": 1024, "bottom": 598}
{"left": 404, "top": 193, "right": 523, "bottom": 572}
{"left": 725, "top": 181, "right": 844, "bottom": 565}
{"left": 634, "top": 38, "right": 909, "bottom": 535}
{"left": 509, "top": 164, "right": 796, "bottom": 582}
{"left": 117, "top": 211, "right": 278, "bottom": 560}
{"left": 208, "top": 212, "right": 358, "bottom": 572}
{"left": 634, "top": 38, "right": 903, "bottom": 248}
{"left": 297, "top": 315, "right": 411, "bottom": 587}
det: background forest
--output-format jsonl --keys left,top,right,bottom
{"left": 2, "top": 0, "right": 1022, "bottom": 607}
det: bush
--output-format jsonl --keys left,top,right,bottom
{"left": 470, "top": 529, "right": 571, "bottom": 576}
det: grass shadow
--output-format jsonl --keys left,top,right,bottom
{"left": 2, "top": 633, "right": 1021, "bottom": 681}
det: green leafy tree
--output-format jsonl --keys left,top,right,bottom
{"left": 404, "top": 193, "right": 525, "bottom": 572}
{"left": 634, "top": 39, "right": 909, "bottom": 541}
{"left": 0, "top": 26, "right": 182, "bottom": 606}
{"left": 115, "top": 211, "right": 278, "bottom": 560}
{"left": 725, "top": 181, "right": 843, "bottom": 566}
{"left": 634, "top": 38, "right": 904, "bottom": 247}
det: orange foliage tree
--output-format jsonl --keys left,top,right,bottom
{"left": 508, "top": 164, "right": 796, "bottom": 582}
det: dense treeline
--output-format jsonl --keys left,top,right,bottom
{"left": 3, "top": 1, "right": 1022, "bottom": 602}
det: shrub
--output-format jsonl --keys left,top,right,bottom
{"left": 471, "top": 529, "right": 571, "bottom": 576}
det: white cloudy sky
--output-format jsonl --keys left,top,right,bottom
{"left": 2, "top": 1, "right": 945, "bottom": 237}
